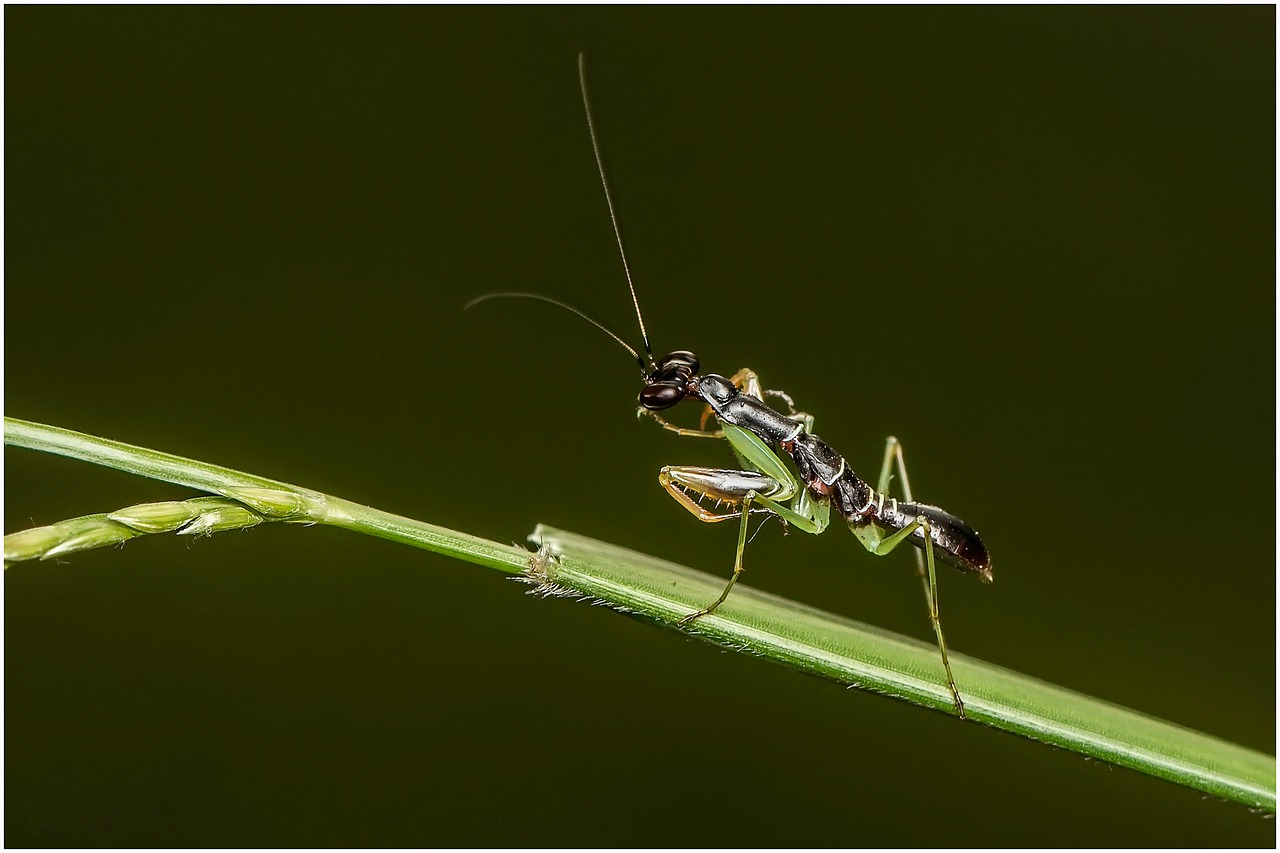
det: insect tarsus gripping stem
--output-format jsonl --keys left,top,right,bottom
{"left": 677, "top": 491, "right": 758, "bottom": 627}
{"left": 918, "top": 516, "right": 965, "bottom": 719}
{"left": 881, "top": 436, "right": 966, "bottom": 719}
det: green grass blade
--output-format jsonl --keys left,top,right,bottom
{"left": 4, "top": 416, "right": 1274, "bottom": 810}
{"left": 531, "top": 525, "right": 1275, "bottom": 811}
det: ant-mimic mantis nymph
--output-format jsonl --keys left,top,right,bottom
{"left": 469, "top": 55, "right": 992, "bottom": 718}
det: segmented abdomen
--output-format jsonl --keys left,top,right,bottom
{"left": 787, "top": 432, "right": 991, "bottom": 580}
{"left": 874, "top": 497, "right": 992, "bottom": 581}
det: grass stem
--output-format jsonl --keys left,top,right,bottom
{"left": 4, "top": 416, "right": 1274, "bottom": 810}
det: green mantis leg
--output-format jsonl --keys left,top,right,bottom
{"left": 675, "top": 489, "right": 759, "bottom": 627}
{"left": 668, "top": 422, "right": 829, "bottom": 626}
{"left": 875, "top": 436, "right": 965, "bottom": 718}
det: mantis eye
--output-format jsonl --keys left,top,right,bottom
{"left": 639, "top": 382, "right": 685, "bottom": 410}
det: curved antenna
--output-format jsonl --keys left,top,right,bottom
{"left": 578, "top": 52, "right": 654, "bottom": 367}
{"left": 465, "top": 292, "right": 646, "bottom": 372}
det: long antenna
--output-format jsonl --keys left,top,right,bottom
{"left": 578, "top": 52, "right": 654, "bottom": 367}
{"left": 464, "top": 292, "right": 645, "bottom": 371}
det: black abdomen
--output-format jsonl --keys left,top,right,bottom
{"left": 876, "top": 499, "right": 992, "bottom": 581}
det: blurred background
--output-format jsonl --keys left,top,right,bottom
{"left": 5, "top": 7, "right": 1274, "bottom": 846}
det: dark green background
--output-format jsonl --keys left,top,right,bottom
{"left": 6, "top": 7, "right": 1274, "bottom": 847}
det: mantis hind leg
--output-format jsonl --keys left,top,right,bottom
{"left": 877, "top": 437, "right": 966, "bottom": 719}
